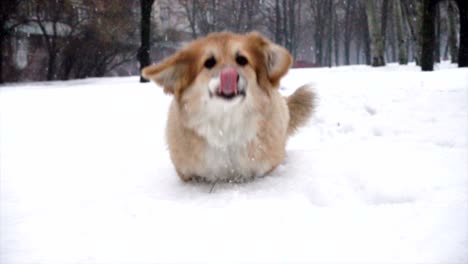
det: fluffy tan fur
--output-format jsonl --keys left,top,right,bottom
{"left": 287, "top": 85, "right": 316, "bottom": 135}
{"left": 142, "top": 32, "right": 315, "bottom": 182}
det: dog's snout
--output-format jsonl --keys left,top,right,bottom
{"left": 220, "top": 67, "right": 240, "bottom": 83}
{"left": 220, "top": 67, "right": 239, "bottom": 79}
{"left": 219, "top": 67, "right": 239, "bottom": 97}
{"left": 208, "top": 67, "right": 246, "bottom": 100}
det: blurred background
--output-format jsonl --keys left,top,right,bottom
{"left": 1, "top": 0, "right": 465, "bottom": 83}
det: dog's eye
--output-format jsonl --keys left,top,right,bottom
{"left": 236, "top": 55, "right": 248, "bottom": 66}
{"left": 204, "top": 57, "right": 216, "bottom": 69}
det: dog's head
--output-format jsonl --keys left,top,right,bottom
{"left": 142, "top": 32, "right": 292, "bottom": 146}
{"left": 142, "top": 32, "right": 292, "bottom": 101}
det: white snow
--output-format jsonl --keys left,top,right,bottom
{"left": 1, "top": 62, "right": 467, "bottom": 264}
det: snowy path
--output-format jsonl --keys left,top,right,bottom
{"left": 1, "top": 64, "right": 467, "bottom": 263}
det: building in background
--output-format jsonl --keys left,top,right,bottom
{"left": 4, "top": 1, "right": 76, "bottom": 81}
{"left": 3, "top": 0, "right": 139, "bottom": 82}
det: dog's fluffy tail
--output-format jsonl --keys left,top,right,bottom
{"left": 286, "top": 85, "right": 316, "bottom": 135}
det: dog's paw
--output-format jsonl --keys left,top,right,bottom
{"left": 176, "top": 170, "right": 193, "bottom": 182}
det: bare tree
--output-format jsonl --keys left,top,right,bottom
{"left": 275, "top": 0, "right": 282, "bottom": 44}
{"left": 334, "top": 4, "right": 340, "bottom": 66}
{"left": 355, "top": 1, "right": 372, "bottom": 65}
{"left": 456, "top": 0, "right": 467, "bottom": 66}
{"left": 434, "top": 4, "right": 441, "bottom": 62}
{"left": 244, "top": 0, "right": 260, "bottom": 32}
{"left": 343, "top": 0, "right": 355, "bottom": 65}
{"left": 401, "top": 0, "right": 423, "bottom": 64}
{"left": 447, "top": 0, "right": 458, "bottom": 63}
{"left": 177, "top": 0, "right": 201, "bottom": 38}
{"left": 386, "top": 11, "right": 397, "bottom": 62}
{"left": 420, "top": 0, "right": 436, "bottom": 71}
{"left": 138, "top": 0, "right": 155, "bottom": 83}
{"left": 381, "top": 0, "right": 390, "bottom": 50}
{"left": 325, "top": 0, "right": 333, "bottom": 67}
{"left": 365, "top": 0, "right": 385, "bottom": 66}
{"left": 62, "top": 0, "right": 138, "bottom": 80}
{"left": 309, "top": 0, "right": 329, "bottom": 66}
{"left": 420, "top": 0, "right": 466, "bottom": 70}
{"left": 395, "top": 0, "right": 408, "bottom": 64}
{"left": 176, "top": 0, "right": 264, "bottom": 40}
{"left": 363, "top": 10, "right": 372, "bottom": 65}
{"left": 29, "top": 0, "right": 77, "bottom": 80}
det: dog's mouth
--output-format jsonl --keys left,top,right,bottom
{"left": 209, "top": 89, "right": 246, "bottom": 100}
{"left": 209, "top": 67, "right": 246, "bottom": 100}
{"left": 215, "top": 86, "right": 246, "bottom": 99}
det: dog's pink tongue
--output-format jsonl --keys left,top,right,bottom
{"left": 219, "top": 67, "right": 238, "bottom": 96}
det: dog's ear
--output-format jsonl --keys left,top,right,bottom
{"left": 141, "top": 52, "right": 192, "bottom": 95}
{"left": 264, "top": 41, "right": 292, "bottom": 85}
{"left": 247, "top": 32, "right": 292, "bottom": 87}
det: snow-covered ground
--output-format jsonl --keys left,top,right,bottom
{"left": 1, "top": 62, "right": 467, "bottom": 264}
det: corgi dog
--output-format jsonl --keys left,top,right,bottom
{"left": 142, "top": 32, "right": 315, "bottom": 182}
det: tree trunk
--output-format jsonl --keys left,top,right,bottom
{"left": 46, "top": 49, "right": 56, "bottom": 81}
{"left": 381, "top": 0, "right": 390, "bottom": 52}
{"left": 448, "top": 1, "right": 458, "bottom": 63}
{"left": 0, "top": 34, "right": 4, "bottom": 83}
{"left": 356, "top": 30, "right": 362, "bottom": 64}
{"left": 415, "top": 1, "right": 424, "bottom": 65}
{"left": 245, "top": 0, "right": 253, "bottom": 31}
{"left": 312, "top": 1, "right": 324, "bottom": 66}
{"left": 138, "top": 0, "right": 154, "bottom": 83}
{"left": 443, "top": 39, "right": 449, "bottom": 61}
{"left": 364, "top": 31, "right": 371, "bottom": 65}
{"left": 395, "top": 0, "right": 408, "bottom": 64}
{"left": 456, "top": 0, "right": 468, "bottom": 67}
{"left": 327, "top": 0, "right": 333, "bottom": 67}
{"left": 0, "top": 6, "right": 6, "bottom": 83}
{"left": 362, "top": 4, "right": 372, "bottom": 65}
{"left": 275, "top": 0, "right": 282, "bottom": 44}
{"left": 334, "top": 8, "right": 340, "bottom": 66}
{"left": 389, "top": 19, "right": 397, "bottom": 62}
{"left": 343, "top": 0, "right": 353, "bottom": 65}
{"left": 402, "top": 0, "right": 423, "bottom": 64}
{"left": 293, "top": 0, "right": 301, "bottom": 57}
{"left": 365, "top": 0, "right": 385, "bottom": 66}
{"left": 38, "top": 24, "right": 57, "bottom": 81}
{"left": 37, "top": 13, "right": 58, "bottom": 81}
{"left": 421, "top": 0, "right": 436, "bottom": 71}
{"left": 288, "top": 0, "right": 296, "bottom": 56}
{"left": 184, "top": 0, "right": 199, "bottom": 39}
{"left": 282, "top": 0, "right": 288, "bottom": 49}
{"left": 434, "top": 4, "right": 441, "bottom": 63}
{"left": 210, "top": 0, "right": 218, "bottom": 32}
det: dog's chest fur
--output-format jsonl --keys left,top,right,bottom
{"left": 201, "top": 143, "right": 267, "bottom": 182}
{"left": 184, "top": 99, "right": 271, "bottom": 181}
